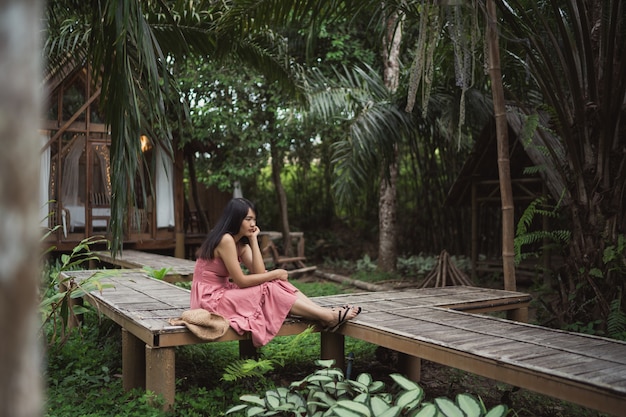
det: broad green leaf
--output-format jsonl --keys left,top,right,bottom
{"left": 377, "top": 405, "right": 402, "bottom": 417}
{"left": 390, "top": 373, "right": 421, "bottom": 391}
{"left": 245, "top": 406, "right": 265, "bottom": 416}
{"left": 265, "top": 393, "right": 280, "bottom": 409}
{"left": 225, "top": 404, "right": 248, "bottom": 414}
{"left": 312, "top": 391, "right": 337, "bottom": 406}
{"left": 371, "top": 396, "right": 392, "bottom": 415}
{"left": 484, "top": 404, "right": 509, "bottom": 417}
{"left": 308, "top": 375, "right": 335, "bottom": 383}
{"left": 356, "top": 373, "right": 373, "bottom": 386}
{"left": 411, "top": 403, "right": 437, "bottom": 417}
{"left": 347, "top": 380, "right": 368, "bottom": 392}
{"left": 354, "top": 393, "right": 370, "bottom": 403}
{"left": 434, "top": 397, "right": 464, "bottom": 417}
{"left": 396, "top": 389, "right": 424, "bottom": 409}
{"left": 315, "top": 359, "right": 336, "bottom": 368}
{"left": 333, "top": 408, "right": 366, "bottom": 417}
{"left": 456, "top": 394, "right": 482, "bottom": 417}
{"left": 334, "top": 400, "right": 372, "bottom": 416}
{"left": 368, "top": 380, "right": 385, "bottom": 393}
{"left": 240, "top": 395, "right": 265, "bottom": 406}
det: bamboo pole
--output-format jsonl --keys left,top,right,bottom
{"left": 487, "top": 0, "right": 517, "bottom": 291}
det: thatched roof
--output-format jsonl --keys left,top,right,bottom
{"left": 446, "top": 109, "right": 570, "bottom": 207}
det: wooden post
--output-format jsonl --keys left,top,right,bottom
{"left": 507, "top": 306, "right": 528, "bottom": 323}
{"left": 174, "top": 143, "right": 185, "bottom": 259}
{"left": 122, "top": 329, "right": 145, "bottom": 391}
{"left": 238, "top": 339, "right": 257, "bottom": 359}
{"left": 398, "top": 353, "right": 421, "bottom": 382}
{"left": 321, "top": 332, "right": 345, "bottom": 370}
{"left": 145, "top": 346, "right": 175, "bottom": 410}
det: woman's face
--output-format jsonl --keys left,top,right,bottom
{"left": 239, "top": 208, "right": 257, "bottom": 236}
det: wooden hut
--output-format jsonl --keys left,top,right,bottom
{"left": 40, "top": 62, "right": 231, "bottom": 256}
{"left": 446, "top": 109, "right": 568, "bottom": 282}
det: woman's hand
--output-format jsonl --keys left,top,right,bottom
{"left": 272, "top": 269, "right": 289, "bottom": 281}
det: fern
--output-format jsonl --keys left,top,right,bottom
{"left": 607, "top": 293, "right": 626, "bottom": 341}
{"left": 222, "top": 358, "right": 275, "bottom": 382}
{"left": 221, "top": 327, "right": 316, "bottom": 381}
{"left": 514, "top": 196, "right": 570, "bottom": 264}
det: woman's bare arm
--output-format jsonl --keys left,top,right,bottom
{"left": 215, "top": 234, "right": 287, "bottom": 288}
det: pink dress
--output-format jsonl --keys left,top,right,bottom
{"left": 190, "top": 257, "right": 299, "bottom": 347}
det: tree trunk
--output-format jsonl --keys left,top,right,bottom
{"left": 270, "top": 142, "right": 291, "bottom": 256}
{"left": 0, "top": 1, "right": 43, "bottom": 415}
{"left": 377, "top": 5, "right": 403, "bottom": 272}
{"left": 186, "top": 152, "right": 209, "bottom": 232}
{"left": 486, "top": 0, "right": 516, "bottom": 291}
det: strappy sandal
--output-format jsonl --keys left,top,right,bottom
{"left": 325, "top": 305, "right": 362, "bottom": 333}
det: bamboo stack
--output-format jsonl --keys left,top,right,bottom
{"left": 419, "top": 250, "right": 474, "bottom": 288}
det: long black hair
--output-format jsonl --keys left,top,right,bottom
{"left": 196, "top": 198, "right": 257, "bottom": 260}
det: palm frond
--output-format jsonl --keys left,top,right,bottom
{"left": 304, "top": 65, "right": 413, "bottom": 208}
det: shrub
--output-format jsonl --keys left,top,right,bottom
{"left": 226, "top": 359, "right": 510, "bottom": 417}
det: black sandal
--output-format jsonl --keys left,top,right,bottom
{"left": 326, "top": 305, "right": 361, "bottom": 332}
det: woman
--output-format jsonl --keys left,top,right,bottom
{"left": 191, "top": 198, "right": 361, "bottom": 347}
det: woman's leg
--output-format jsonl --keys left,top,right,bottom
{"left": 289, "top": 291, "right": 360, "bottom": 328}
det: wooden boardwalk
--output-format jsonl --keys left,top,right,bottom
{"left": 93, "top": 249, "right": 196, "bottom": 282}
{"left": 65, "top": 269, "right": 626, "bottom": 415}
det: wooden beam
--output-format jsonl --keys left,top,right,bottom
{"left": 43, "top": 87, "right": 101, "bottom": 150}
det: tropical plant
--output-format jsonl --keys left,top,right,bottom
{"left": 142, "top": 266, "right": 172, "bottom": 281}
{"left": 494, "top": 0, "right": 626, "bottom": 326}
{"left": 226, "top": 359, "right": 509, "bottom": 417}
{"left": 40, "top": 236, "right": 115, "bottom": 347}
{"left": 223, "top": 327, "right": 317, "bottom": 382}
{"left": 514, "top": 196, "right": 570, "bottom": 265}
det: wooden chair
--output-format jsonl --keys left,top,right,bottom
{"left": 89, "top": 192, "right": 111, "bottom": 230}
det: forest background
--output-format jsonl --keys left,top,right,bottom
{"left": 40, "top": 0, "right": 626, "bottom": 333}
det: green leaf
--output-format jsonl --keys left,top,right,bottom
{"left": 308, "top": 375, "right": 335, "bottom": 383}
{"left": 334, "top": 400, "right": 372, "bottom": 416}
{"left": 377, "top": 406, "right": 401, "bottom": 417}
{"left": 368, "top": 380, "right": 385, "bottom": 393}
{"left": 312, "top": 391, "right": 336, "bottom": 406}
{"left": 390, "top": 373, "right": 421, "bottom": 391}
{"left": 333, "top": 409, "right": 367, "bottom": 417}
{"left": 396, "top": 389, "right": 424, "bottom": 410}
{"left": 484, "top": 404, "right": 509, "bottom": 417}
{"left": 240, "top": 395, "right": 265, "bottom": 406}
{"left": 225, "top": 404, "right": 248, "bottom": 414}
{"left": 411, "top": 403, "right": 438, "bottom": 417}
{"left": 456, "top": 393, "right": 482, "bottom": 417}
{"left": 434, "top": 397, "right": 464, "bottom": 417}
{"left": 370, "top": 396, "right": 391, "bottom": 414}
{"left": 589, "top": 268, "right": 603, "bottom": 278}
{"left": 356, "top": 373, "right": 373, "bottom": 386}
{"left": 245, "top": 406, "right": 265, "bottom": 416}
{"left": 353, "top": 393, "right": 369, "bottom": 403}
{"left": 265, "top": 393, "right": 280, "bottom": 409}
{"left": 315, "top": 359, "right": 336, "bottom": 368}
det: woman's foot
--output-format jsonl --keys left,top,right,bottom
{"left": 323, "top": 305, "right": 361, "bottom": 332}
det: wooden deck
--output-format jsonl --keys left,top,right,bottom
{"left": 93, "top": 249, "right": 196, "bottom": 282}
{"left": 64, "top": 269, "right": 626, "bottom": 416}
